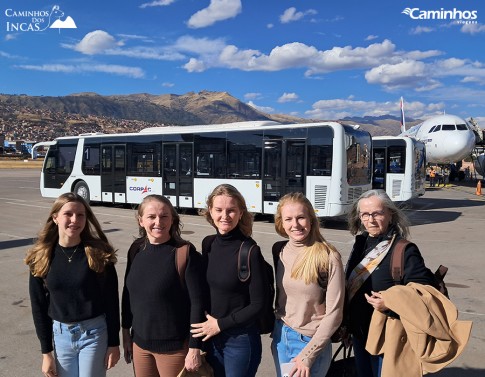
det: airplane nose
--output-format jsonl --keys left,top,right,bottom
{"left": 444, "top": 132, "right": 476, "bottom": 161}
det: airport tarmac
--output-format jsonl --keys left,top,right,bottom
{"left": 0, "top": 169, "right": 483, "bottom": 376}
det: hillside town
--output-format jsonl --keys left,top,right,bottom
{"left": 0, "top": 101, "right": 166, "bottom": 154}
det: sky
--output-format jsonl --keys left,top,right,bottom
{"left": 1, "top": 0, "right": 485, "bottom": 122}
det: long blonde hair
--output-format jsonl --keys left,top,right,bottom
{"left": 274, "top": 192, "right": 339, "bottom": 284}
{"left": 25, "top": 193, "right": 117, "bottom": 277}
{"left": 203, "top": 184, "right": 253, "bottom": 237}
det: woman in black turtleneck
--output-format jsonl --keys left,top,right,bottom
{"left": 191, "top": 184, "right": 265, "bottom": 377}
{"left": 345, "top": 189, "right": 437, "bottom": 377}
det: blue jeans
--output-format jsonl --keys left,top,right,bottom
{"left": 206, "top": 325, "right": 262, "bottom": 377}
{"left": 271, "top": 320, "right": 332, "bottom": 377}
{"left": 53, "top": 315, "right": 108, "bottom": 377}
{"left": 353, "top": 336, "right": 383, "bottom": 377}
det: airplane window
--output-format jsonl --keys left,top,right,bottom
{"left": 433, "top": 125, "right": 441, "bottom": 132}
{"left": 428, "top": 126, "right": 436, "bottom": 133}
{"left": 442, "top": 124, "right": 455, "bottom": 131}
{"left": 457, "top": 124, "right": 467, "bottom": 130}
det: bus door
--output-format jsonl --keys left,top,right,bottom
{"left": 163, "top": 143, "right": 194, "bottom": 208}
{"left": 101, "top": 144, "right": 126, "bottom": 203}
{"left": 263, "top": 139, "right": 306, "bottom": 214}
{"left": 372, "top": 148, "right": 386, "bottom": 190}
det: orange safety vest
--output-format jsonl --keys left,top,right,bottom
{"left": 430, "top": 170, "right": 436, "bottom": 178}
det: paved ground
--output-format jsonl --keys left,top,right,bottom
{"left": 0, "top": 170, "right": 483, "bottom": 376}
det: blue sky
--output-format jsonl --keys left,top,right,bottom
{"left": 1, "top": 0, "right": 485, "bottom": 122}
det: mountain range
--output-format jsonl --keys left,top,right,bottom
{"left": 0, "top": 91, "right": 417, "bottom": 138}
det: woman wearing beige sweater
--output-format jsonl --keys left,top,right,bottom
{"left": 271, "top": 192, "right": 345, "bottom": 377}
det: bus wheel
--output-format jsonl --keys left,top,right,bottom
{"left": 74, "top": 181, "right": 90, "bottom": 203}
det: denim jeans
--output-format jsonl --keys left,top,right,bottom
{"left": 53, "top": 315, "right": 108, "bottom": 377}
{"left": 353, "top": 335, "right": 383, "bottom": 377}
{"left": 206, "top": 324, "right": 262, "bottom": 377}
{"left": 271, "top": 320, "right": 332, "bottom": 377}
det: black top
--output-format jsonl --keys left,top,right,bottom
{"left": 29, "top": 244, "right": 120, "bottom": 354}
{"left": 345, "top": 229, "right": 436, "bottom": 341}
{"left": 201, "top": 227, "right": 265, "bottom": 331}
{"left": 121, "top": 238, "right": 204, "bottom": 352}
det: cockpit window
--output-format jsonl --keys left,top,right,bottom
{"left": 442, "top": 124, "right": 455, "bottom": 131}
{"left": 429, "top": 126, "right": 436, "bottom": 133}
{"left": 433, "top": 125, "right": 441, "bottom": 132}
{"left": 457, "top": 124, "right": 467, "bottom": 130}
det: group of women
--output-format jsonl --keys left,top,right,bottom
{"left": 26, "top": 185, "right": 438, "bottom": 377}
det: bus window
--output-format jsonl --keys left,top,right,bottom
{"left": 195, "top": 133, "right": 226, "bottom": 178}
{"left": 346, "top": 127, "right": 371, "bottom": 185}
{"left": 227, "top": 132, "right": 262, "bottom": 178}
{"left": 128, "top": 143, "right": 160, "bottom": 176}
{"left": 388, "top": 147, "right": 405, "bottom": 173}
{"left": 82, "top": 145, "right": 100, "bottom": 175}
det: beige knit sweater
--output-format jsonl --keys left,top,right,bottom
{"left": 275, "top": 239, "right": 345, "bottom": 367}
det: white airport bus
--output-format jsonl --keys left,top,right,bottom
{"left": 33, "top": 121, "right": 372, "bottom": 217}
{"left": 372, "top": 136, "right": 426, "bottom": 201}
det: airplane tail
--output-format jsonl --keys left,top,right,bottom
{"left": 400, "top": 96, "right": 406, "bottom": 133}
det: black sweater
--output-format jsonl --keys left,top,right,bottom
{"left": 29, "top": 244, "right": 120, "bottom": 354}
{"left": 201, "top": 228, "right": 265, "bottom": 331}
{"left": 345, "top": 230, "right": 436, "bottom": 341}
{"left": 121, "top": 239, "right": 204, "bottom": 352}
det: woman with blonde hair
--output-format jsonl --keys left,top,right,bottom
{"left": 191, "top": 184, "right": 265, "bottom": 377}
{"left": 26, "top": 192, "right": 120, "bottom": 377}
{"left": 272, "top": 192, "right": 345, "bottom": 377}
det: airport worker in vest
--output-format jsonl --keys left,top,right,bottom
{"left": 429, "top": 167, "right": 436, "bottom": 187}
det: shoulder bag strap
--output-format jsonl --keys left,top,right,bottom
{"left": 238, "top": 238, "right": 256, "bottom": 282}
{"left": 390, "top": 239, "right": 410, "bottom": 285}
{"left": 175, "top": 244, "right": 190, "bottom": 288}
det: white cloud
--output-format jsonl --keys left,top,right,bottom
{"left": 162, "top": 82, "right": 175, "bottom": 87}
{"left": 278, "top": 93, "right": 299, "bottom": 103}
{"left": 0, "top": 50, "right": 19, "bottom": 59}
{"left": 15, "top": 63, "right": 145, "bottom": 78}
{"left": 365, "top": 35, "right": 379, "bottom": 41}
{"left": 244, "top": 92, "right": 262, "bottom": 100}
{"left": 73, "top": 30, "right": 121, "bottom": 55}
{"left": 183, "top": 58, "right": 207, "bottom": 73}
{"left": 305, "top": 98, "right": 444, "bottom": 120}
{"left": 280, "top": 7, "right": 317, "bottom": 24}
{"left": 187, "top": 0, "right": 242, "bottom": 29}
{"left": 410, "top": 26, "right": 434, "bottom": 35}
{"left": 5, "top": 34, "right": 17, "bottom": 41}
{"left": 140, "top": 0, "right": 175, "bottom": 9}
{"left": 461, "top": 23, "right": 485, "bottom": 35}
{"left": 247, "top": 101, "right": 274, "bottom": 113}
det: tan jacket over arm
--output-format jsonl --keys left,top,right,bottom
{"left": 366, "top": 283, "right": 472, "bottom": 377}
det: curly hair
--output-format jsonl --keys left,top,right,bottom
{"left": 348, "top": 189, "right": 410, "bottom": 238}
{"left": 136, "top": 194, "right": 185, "bottom": 246}
{"left": 274, "top": 192, "right": 340, "bottom": 284}
{"left": 25, "top": 192, "right": 117, "bottom": 277}
{"left": 203, "top": 184, "right": 253, "bottom": 237}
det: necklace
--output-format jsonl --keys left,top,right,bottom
{"left": 59, "top": 245, "right": 79, "bottom": 263}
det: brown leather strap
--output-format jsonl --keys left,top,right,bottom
{"left": 175, "top": 244, "right": 189, "bottom": 287}
{"left": 390, "top": 239, "right": 409, "bottom": 284}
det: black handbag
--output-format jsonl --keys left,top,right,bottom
{"left": 327, "top": 343, "right": 356, "bottom": 377}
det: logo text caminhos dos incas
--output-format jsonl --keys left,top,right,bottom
{"left": 402, "top": 7, "right": 478, "bottom": 24}
{"left": 5, "top": 5, "right": 76, "bottom": 32}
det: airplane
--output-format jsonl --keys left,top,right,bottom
{"left": 398, "top": 98, "right": 477, "bottom": 164}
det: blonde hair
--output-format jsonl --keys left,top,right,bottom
{"left": 203, "top": 184, "right": 253, "bottom": 237}
{"left": 25, "top": 193, "right": 117, "bottom": 277}
{"left": 274, "top": 192, "right": 339, "bottom": 284}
